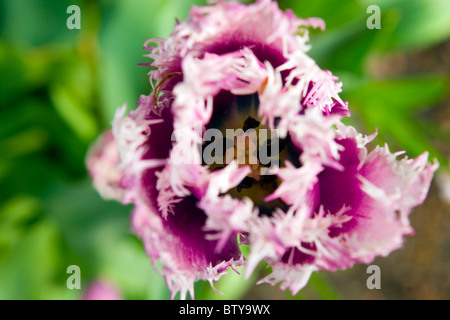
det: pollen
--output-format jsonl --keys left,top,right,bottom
{"left": 228, "top": 132, "right": 261, "bottom": 181}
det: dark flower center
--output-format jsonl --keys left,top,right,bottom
{"left": 203, "top": 93, "right": 301, "bottom": 216}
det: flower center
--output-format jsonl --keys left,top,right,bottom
{"left": 226, "top": 116, "right": 264, "bottom": 181}
{"left": 204, "top": 93, "right": 301, "bottom": 216}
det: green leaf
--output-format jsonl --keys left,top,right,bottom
{"left": 50, "top": 83, "right": 98, "bottom": 142}
{"left": 307, "top": 272, "right": 340, "bottom": 300}
{"left": 0, "top": 0, "right": 77, "bottom": 48}
{"left": 0, "top": 220, "right": 64, "bottom": 299}
{"left": 288, "top": 272, "right": 339, "bottom": 300}
{"left": 0, "top": 195, "right": 41, "bottom": 254}
{"left": 343, "top": 76, "right": 449, "bottom": 162}
{"left": 278, "top": 0, "right": 362, "bottom": 32}
{"left": 345, "top": 76, "right": 449, "bottom": 112}
{"left": 195, "top": 266, "right": 258, "bottom": 300}
{"left": 360, "top": 0, "right": 450, "bottom": 51}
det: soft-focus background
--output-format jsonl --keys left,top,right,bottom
{"left": 0, "top": 0, "right": 449, "bottom": 300}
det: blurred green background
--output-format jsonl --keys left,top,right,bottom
{"left": 0, "top": 0, "right": 449, "bottom": 300}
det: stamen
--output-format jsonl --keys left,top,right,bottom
{"left": 242, "top": 116, "right": 260, "bottom": 131}
{"left": 152, "top": 72, "right": 182, "bottom": 103}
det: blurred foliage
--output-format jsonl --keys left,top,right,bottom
{"left": 0, "top": 0, "right": 448, "bottom": 300}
